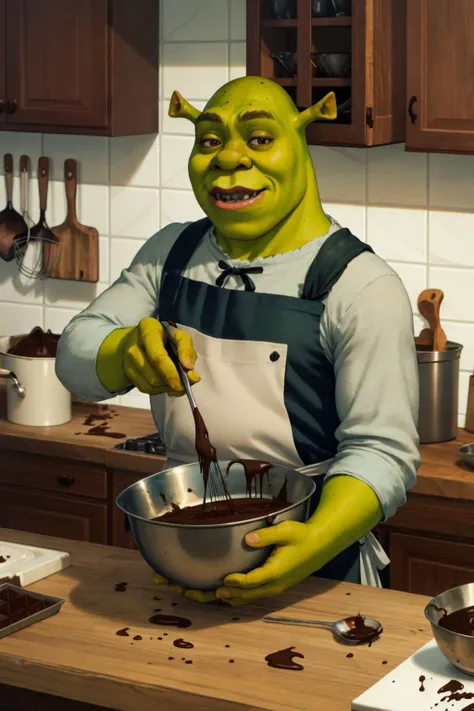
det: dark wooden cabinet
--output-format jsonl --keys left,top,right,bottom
{"left": 112, "top": 469, "right": 140, "bottom": 549}
{"left": 246, "top": 0, "right": 406, "bottom": 147}
{"left": 0, "top": 487, "right": 108, "bottom": 543}
{"left": 382, "top": 493, "right": 474, "bottom": 598}
{"left": 406, "top": 0, "right": 474, "bottom": 154}
{"left": 0, "top": 0, "right": 158, "bottom": 136}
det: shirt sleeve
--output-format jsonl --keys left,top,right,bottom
{"left": 322, "top": 272, "right": 420, "bottom": 522}
{"left": 55, "top": 223, "right": 186, "bottom": 402}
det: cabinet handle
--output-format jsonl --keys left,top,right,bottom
{"left": 6, "top": 99, "right": 17, "bottom": 115}
{"left": 124, "top": 515, "right": 131, "bottom": 533}
{"left": 57, "top": 475, "right": 75, "bottom": 487}
{"left": 408, "top": 96, "right": 418, "bottom": 124}
{"left": 0, "top": 100, "right": 5, "bottom": 114}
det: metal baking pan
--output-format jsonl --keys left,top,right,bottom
{"left": 0, "top": 582, "right": 64, "bottom": 639}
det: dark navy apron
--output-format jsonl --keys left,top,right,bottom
{"left": 158, "top": 218, "right": 374, "bottom": 584}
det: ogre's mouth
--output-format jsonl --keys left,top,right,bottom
{"left": 209, "top": 186, "right": 265, "bottom": 211}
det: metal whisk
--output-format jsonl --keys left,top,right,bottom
{"left": 160, "top": 320, "right": 233, "bottom": 512}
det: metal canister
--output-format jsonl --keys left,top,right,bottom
{"left": 417, "top": 341, "right": 463, "bottom": 444}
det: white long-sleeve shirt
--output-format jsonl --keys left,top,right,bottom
{"left": 56, "top": 218, "right": 420, "bottom": 521}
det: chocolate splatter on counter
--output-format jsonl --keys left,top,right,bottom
{"left": 168, "top": 657, "right": 174, "bottom": 660}
{"left": 133, "top": 635, "right": 142, "bottom": 641}
{"left": 419, "top": 675, "right": 426, "bottom": 692}
{"left": 438, "top": 680, "right": 464, "bottom": 694}
{"left": 148, "top": 613, "right": 192, "bottom": 628}
{"left": 116, "top": 628, "right": 130, "bottom": 637}
{"left": 114, "top": 582, "right": 127, "bottom": 592}
{"left": 83, "top": 423, "right": 126, "bottom": 439}
{"left": 171, "top": 602, "right": 178, "bottom": 606}
{"left": 232, "top": 617, "right": 240, "bottom": 621}
{"left": 265, "top": 647, "right": 304, "bottom": 671}
{"left": 382, "top": 660, "right": 387, "bottom": 665}
{"left": 185, "top": 660, "right": 193, "bottom": 665}
{"left": 225, "top": 644, "right": 230, "bottom": 648}
{"left": 173, "top": 638, "right": 194, "bottom": 649}
{"left": 0, "top": 555, "right": 11, "bottom": 564}
{"left": 229, "top": 659, "right": 235, "bottom": 663}
{"left": 346, "top": 653, "right": 354, "bottom": 658}
{"left": 438, "top": 606, "right": 474, "bottom": 636}
{"left": 153, "top": 596, "right": 162, "bottom": 601}
{"left": 341, "top": 616, "right": 381, "bottom": 646}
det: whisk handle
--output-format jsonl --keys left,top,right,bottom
{"left": 160, "top": 320, "right": 198, "bottom": 412}
{"left": 20, "top": 156, "right": 29, "bottom": 215}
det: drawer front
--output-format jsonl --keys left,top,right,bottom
{"left": 0, "top": 449, "right": 107, "bottom": 499}
{"left": 0, "top": 486, "right": 107, "bottom": 543}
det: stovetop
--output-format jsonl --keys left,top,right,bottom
{"left": 114, "top": 432, "right": 166, "bottom": 456}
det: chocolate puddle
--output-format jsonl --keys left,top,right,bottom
{"left": 84, "top": 423, "right": 126, "bottom": 439}
{"left": 148, "top": 614, "right": 192, "bottom": 628}
{"left": 116, "top": 627, "right": 129, "bottom": 637}
{"left": 341, "top": 616, "right": 381, "bottom": 645}
{"left": 438, "top": 680, "right": 464, "bottom": 694}
{"left": 265, "top": 647, "right": 304, "bottom": 671}
{"left": 438, "top": 606, "right": 474, "bottom": 636}
{"left": 173, "top": 638, "right": 194, "bottom": 649}
{"left": 441, "top": 692, "right": 474, "bottom": 703}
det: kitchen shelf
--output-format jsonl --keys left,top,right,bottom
{"left": 275, "top": 78, "right": 297, "bottom": 86}
{"left": 262, "top": 18, "right": 298, "bottom": 27}
{"left": 312, "top": 17, "right": 352, "bottom": 26}
{"left": 312, "top": 78, "right": 351, "bottom": 86}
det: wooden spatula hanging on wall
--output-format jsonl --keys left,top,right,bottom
{"left": 49, "top": 159, "right": 99, "bottom": 282}
{"left": 415, "top": 288, "right": 447, "bottom": 351}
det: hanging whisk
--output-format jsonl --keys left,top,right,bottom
{"left": 14, "top": 156, "right": 60, "bottom": 280}
{"left": 161, "top": 320, "right": 233, "bottom": 514}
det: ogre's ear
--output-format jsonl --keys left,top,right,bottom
{"left": 294, "top": 92, "right": 337, "bottom": 131}
{"left": 168, "top": 91, "right": 201, "bottom": 123}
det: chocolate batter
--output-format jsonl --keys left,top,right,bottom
{"left": 173, "top": 638, "right": 194, "bottom": 649}
{"left": 265, "top": 647, "right": 304, "bottom": 671}
{"left": 157, "top": 495, "right": 290, "bottom": 525}
{"left": 7, "top": 327, "right": 59, "bottom": 357}
{"left": 148, "top": 613, "right": 192, "bottom": 628}
{"left": 438, "top": 606, "right": 474, "bottom": 636}
{"left": 341, "top": 616, "right": 381, "bottom": 645}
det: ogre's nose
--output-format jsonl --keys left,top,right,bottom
{"left": 213, "top": 140, "right": 252, "bottom": 171}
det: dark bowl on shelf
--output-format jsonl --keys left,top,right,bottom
{"left": 333, "top": 0, "right": 352, "bottom": 16}
{"left": 272, "top": 0, "right": 297, "bottom": 19}
{"left": 311, "top": 52, "right": 352, "bottom": 78}
{"left": 270, "top": 51, "right": 297, "bottom": 78}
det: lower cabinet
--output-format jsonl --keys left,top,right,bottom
{"left": 0, "top": 486, "right": 108, "bottom": 543}
{"left": 112, "top": 469, "right": 143, "bottom": 550}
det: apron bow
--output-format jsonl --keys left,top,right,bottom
{"left": 215, "top": 260, "right": 264, "bottom": 292}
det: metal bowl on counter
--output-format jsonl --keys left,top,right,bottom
{"left": 424, "top": 582, "right": 474, "bottom": 676}
{"left": 116, "top": 461, "right": 316, "bottom": 590}
{"left": 458, "top": 443, "right": 474, "bottom": 469}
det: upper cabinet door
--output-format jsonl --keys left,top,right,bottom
{"left": 0, "top": 0, "right": 6, "bottom": 124}
{"left": 5, "top": 0, "right": 108, "bottom": 129}
{"left": 406, "top": 0, "right": 474, "bottom": 153}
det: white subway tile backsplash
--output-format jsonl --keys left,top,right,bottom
{"left": 80, "top": 184, "right": 110, "bottom": 235}
{"left": 161, "top": 189, "right": 205, "bottom": 228}
{"left": 162, "top": 42, "right": 228, "bottom": 100}
{"left": 310, "top": 146, "right": 367, "bottom": 204}
{"left": 428, "top": 267, "right": 474, "bottom": 322}
{"left": 162, "top": 0, "right": 229, "bottom": 42}
{"left": 0, "top": 259, "right": 43, "bottom": 304}
{"left": 99, "top": 237, "right": 110, "bottom": 284}
{"left": 367, "top": 144, "right": 428, "bottom": 208}
{"left": 110, "top": 238, "right": 147, "bottom": 284}
{"left": 110, "top": 135, "right": 160, "bottom": 188}
{"left": 161, "top": 99, "right": 206, "bottom": 136}
{"left": 43, "top": 280, "right": 107, "bottom": 310}
{"left": 229, "top": 42, "right": 246, "bottom": 81}
{"left": 230, "top": 0, "right": 246, "bottom": 40}
{"left": 429, "top": 153, "right": 474, "bottom": 211}
{"left": 367, "top": 207, "right": 427, "bottom": 263}
{"left": 0, "top": 303, "right": 43, "bottom": 335}
{"left": 0, "top": 133, "right": 43, "bottom": 181}
{"left": 386, "top": 262, "right": 427, "bottom": 311}
{"left": 110, "top": 187, "right": 159, "bottom": 239}
{"left": 323, "top": 203, "right": 366, "bottom": 240}
{"left": 160, "top": 136, "right": 194, "bottom": 190}
{"left": 443, "top": 322, "right": 474, "bottom": 371}
{"left": 42, "top": 135, "right": 109, "bottom": 185}
{"left": 428, "top": 211, "right": 474, "bottom": 266}
{"left": 44, "top": 307, "right": 81, "bottom": 334}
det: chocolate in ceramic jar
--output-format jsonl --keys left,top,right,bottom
{"left": 7, "top": 327, "right": 60, "bottom": 358}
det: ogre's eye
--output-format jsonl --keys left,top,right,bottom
{"left": 200, "top": 138, "right": 221, "bottom": 148}
{"left": 249, "top": 136, "right": 272, "bottom": 146}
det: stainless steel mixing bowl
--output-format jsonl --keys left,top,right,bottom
{"left": 116, "top": 460, "right": 316, "bottom": 590}
{"left": 424, "top": 582, "right": 474, "bottom": 676}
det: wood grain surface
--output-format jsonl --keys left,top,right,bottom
{"left": 0, "top": 529, "right": 433, "bottom": 711}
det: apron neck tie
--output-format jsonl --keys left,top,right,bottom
{"left": 215, "top": 260, "right": 264, "bottom": 293}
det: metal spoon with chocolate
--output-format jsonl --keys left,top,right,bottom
{"left": 263, "top": 614, "right": 383, "bottom": 645}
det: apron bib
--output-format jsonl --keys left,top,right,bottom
{"left": 154, "top": 218, "right": 381, "bottom": 585}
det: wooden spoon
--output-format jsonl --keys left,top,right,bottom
{"left": 0, "top": 153, "right": 27, "bottom": 261}
{"left": 417, "top": 289, "right": 447, "bottom": 351}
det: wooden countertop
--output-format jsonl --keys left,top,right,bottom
{"left": 0, "top": 528, "right": 433, "bottom": 711}
{"left": 1, "top": 384, "right": 474, "bottom": 497}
